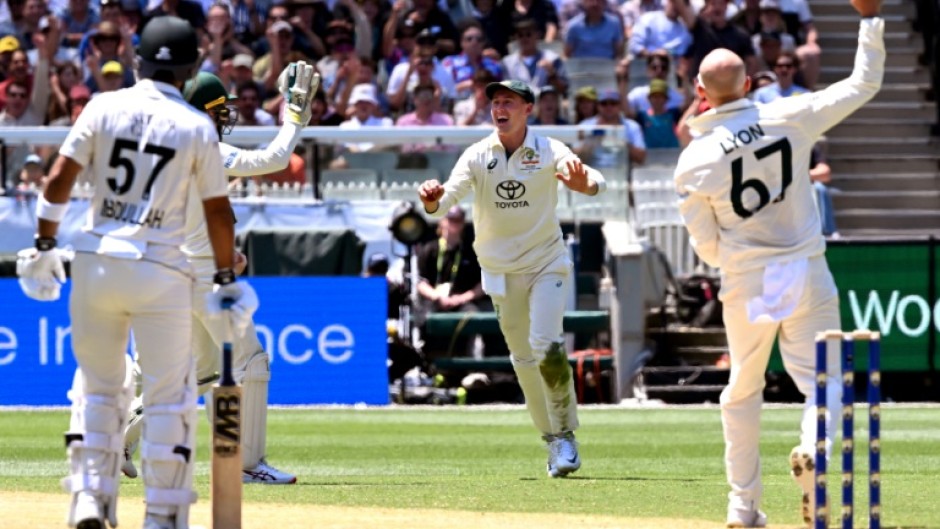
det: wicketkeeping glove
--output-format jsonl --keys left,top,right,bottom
{"left": 205, "top": 269, "right": 259, "bottom": 336}
{"left": 16, "top": 247, "right": 72, "bottom": 301}
{"left": 277, "top": 61, "right": 320, "bottom": 125}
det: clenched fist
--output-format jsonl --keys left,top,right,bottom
{"left": 417, "top": 179, "right": 444, "bottom": 211}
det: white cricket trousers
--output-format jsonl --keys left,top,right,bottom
{"left": 70, "top": 252, "right": 197, "bottom": 518}
{"left": 719, "top": 255, "right": 841, "bottom": 508}
{"left": 488, "top": 253, "right": 579, "bottom": 436}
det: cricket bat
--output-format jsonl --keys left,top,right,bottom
{"left": 212, "top": 307, "right": 242, "bottom": 529}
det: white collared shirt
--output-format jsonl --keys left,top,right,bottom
{"left": 430, "top": 127, "right": 607, "bottom": 274}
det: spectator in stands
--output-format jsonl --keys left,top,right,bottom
{"left": 416, "top": 205, "right": 497, "bottom": 358}
{"left": 0, "top": 0, "right": 28, "bottom": 42}
{"left": 465, "top": 0, "right": 511, "bottom": 58}
{"left": 452, "top": 68, "right": 494, "bottom": 126}
{"left": 388, "top": 0, "right": 459, "bottom": 57}
{"left": 751, "top": 69, "right": 776, "bottom": 91}
{"left": 557, "top": 0, "right": 621, "bottom": 32}
{"left": 396, "top": 82, "right": 456, "bottom": 153}
{"left": 578, "top": 88, "right": 646, "bottom": 164}
{"left": 634, "top": 79, "right": 681, "bottom": 148}
{"left": 752, "top": 30, "right": 794, "bottom": 72}
{"left": 338, "top": 83, "right": 394, "bottom": 153}
{"left": 332, "top": 0, "right": 374, "bottom": 62}
{"left": 254, "top": 19, "right": 311, "bottom": 94}
{"left": 753, "top": 51, "right": 808, "bottom": 103}
{"left": 57, "top": 0, "right": 98, "bottom": 48}
{"left": 677, "top": 0, "right": 757, "bottom": 84}
{"left": 201, "top": 2, "right": 254, "bottom": 74}
{"left": 499, "top": 0, "right": 559, "bottom": 42}
{"left": 573, "top": 85, "right": 598, "bottom": 123}
{"left": 501, "top": 18, "right": 568, "bottom": 95}
{"left": 356, "top": 0, "right": 390, "bottom": 63}
{"left": 46, "top": 60, "right": 80, "bottom": 122}
{"left": 382, "top": 17, "right": 418, "bottom": 75}
{"left": 283, "top": 0, "right": 328, "bottom": 61}
{"left": 564, "top": 0, "right": 624, "bottom": 60}
{"left": 118, "top": 0, "right": 142, "bottom": 37}
{"left": 328, "top": 55, "right": 388, "bottom": 118}
{"left": 17, "top": 152, "right": 45, "bottom": 191}
{"left": 227, "top": 0, "right": 265, "bottom": 46}
{"left": 0, "top": 29, "right": 51, "bottom": 112}
{"left": 443, "top": 19, "right": 503, "bottom": 100}
{"left": 317, "top": 19, "right": 357, "bottom": 92}
{"left": 309, "top": 90, "right": 342, "bottom": 126}
{"left": 76, "top": 0, "right": 134, "bottom": 65}
{"left": 777, "top": 0, "right": 820, "bottom": 89}
{"left": 731, "top": 0, "right": 761, "bottom": 35}
{"left": 619, "top": 0, "right": 662, "bottom": 40}
{"left": 0, "top": 79, "right": 50, "bottom": 177}
{"left": 0, "top": 36, "right": 20, "bottom": 81}
{"left": 236, "top": 81, "right": 275, "bottom": 126}
{"left": 530, "top": 84, "right": 567, "bottom": 124}
{"left": 82, "top": 20, "right": 134, "bottom": 91}
{"left": 628, "top": 0, "right": 692, "bottom": 61}
{"left": 218, "top": 52, "right": 254, "bottom": 93}
{"left": 19, "top": 0, "right": 45, "bottom": 50}
{"left": 386, "top": 28, "right": 455, "bottom": 112}
{"left": 143, "top": 0, "right": 206, "bottom": 35}
{"left": 49, "top": 81, "right": 89, "bottom": 125}
{"left": 627, "top": 53, "right": 686, "bottom": 117}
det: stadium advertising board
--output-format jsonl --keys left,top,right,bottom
{"left": 0, "top": 277, "right": 388, "bottom": 406}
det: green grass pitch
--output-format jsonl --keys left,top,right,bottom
{"left": 1, "top": 405, "right": 938, "bottom": 527}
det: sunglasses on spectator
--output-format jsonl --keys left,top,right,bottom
{"left": 774, "top": 62, "right": 795, "bottom": 69}
{"left": 8, "top": 91, "right": 28, "bottom": 99}
{"left": 517, "top": 31, "right": 536, "bottom": 38}
{"left": 417, "top": 58, "right": 434, "bottom": 65}
{"left": 462, "top": 34, "right": 484, "bottom": 42}
{"left": 649, "top": 63, "right": 667, "bottom": 71}
{"left": 598, "top": 100, "right": 619, "bottom": 106}
{"left": 95, "top": 35, "right": 120, "bottom": 43}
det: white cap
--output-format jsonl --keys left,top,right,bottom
{"left": 349, "top": 83, "right": 379, "bottom": 106}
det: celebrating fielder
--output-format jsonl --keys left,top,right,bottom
{"left": 15, "top": 16, "right": 259, "bottom": 529}
{"left": 418, "top": 80, "right": 607, "bottom": 478}
{"left": 672, "top": 0, "right": 884, "bottom": 526}
{"left": 122, "top": 65, "right": 320, "bottom": 485}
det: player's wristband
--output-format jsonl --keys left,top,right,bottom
{"left": 36, "top": 195, "right": 69, "bottom": 222}
{"left": 35, "top": 236, "right": 57, "bottom": 251}
{"left": 213, "top": 268, "right": 237, "bottom": 285}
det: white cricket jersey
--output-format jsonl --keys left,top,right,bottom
{"left": 60, "top": 79, "right": 227, "bottom": 251}
{"left": 674, "top": 18, "right": 884, "bottom": 274}
{"left": 182, "top": 122, "right": 304, "bottom": 259}
{"left": 431, "top": 128, "right": 607, "bottom": 274}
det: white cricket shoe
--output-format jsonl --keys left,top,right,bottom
{"left": 544, "top": 432, "right": 581, "bottom": 478}
{"left": 243, "top": 458, "right": 297, "bottom": 484}
{"left": 790, "top": 446, "right": 828, "bottom": 528}
{"left": 121, "top": 440, "right": 138, "bottom": 478}
{"left": 73, "top": 492, "right": 104, "bottom": 529}
{"left": 726, "top": 506, "right": 767, "bottom": 528}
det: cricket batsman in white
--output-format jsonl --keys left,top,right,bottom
{"left": 673, "top": 0, "right": 884, "bottom": 525}
{"left": 122, "top": 63, "right": 320, "bottom": 485}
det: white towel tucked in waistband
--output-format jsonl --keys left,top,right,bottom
{"left": 481, "top": 270, "right": 506, "bottom": 298}
{"left": 746, "top": 258, "right": 809, "bottom": 323}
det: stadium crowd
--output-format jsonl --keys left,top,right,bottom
{"left": 0, "top": 0, "right": 836, "bottom": 186}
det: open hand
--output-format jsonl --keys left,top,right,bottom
{"left": 556, "top": 159, "right": 594, "bottom": 194}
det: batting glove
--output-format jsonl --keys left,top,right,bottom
{"left": 16, "top": 246, "right": 71, "bottom": 301}
{"left": 205, "top": 269, "right": 259, "bottom": 336}
{"left": 277, "top": 61, "right": 320, "bottom": 125}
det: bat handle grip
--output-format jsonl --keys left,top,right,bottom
{"left": 220, "top": 298, "right": 236, "bottom": 386}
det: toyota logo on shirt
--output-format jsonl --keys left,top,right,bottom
{"left": 495, "top": 180, "right": 530, "bottom": 209}
{"left": 496, "top": 180, "right": 526, "bottom": 200}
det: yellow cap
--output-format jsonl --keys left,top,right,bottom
{"left": 101, "top": 60, "right": 123, "bottom": 76}
{"left": 0, "top": 35, "right": 20, "bottom": 53}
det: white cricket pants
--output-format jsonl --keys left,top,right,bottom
{"left": 488, "top": 253, "right": 579, "bottom": 436}
{"left": 719, "top": 255, "right": 841, "bottom": 507}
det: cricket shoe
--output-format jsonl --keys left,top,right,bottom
{"left": 243, "top": 458, "right": 297, "bottom": 484}
{"left": 121, "top": 440, "right": 138, "bottom": 478}
{"left": 725, "top": 506, "right": 767, "bottom": 528}
{"left": 544, "top": 431, "right": 581, "bottom": 478}
{"left": 790, "top": 446, "right": 828, "bottom": 527}
{"left": 73, "top": 492, "right": 104, "bottom": 529}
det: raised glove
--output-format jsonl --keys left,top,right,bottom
{"left": 16, "top": 247, "right": 70, "bottom": 301}
{"left": 277, "top": 61, "right": 320, "bottom": 125}
{"left": 205, "top": 269, "right": 259, "bottom": 336}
